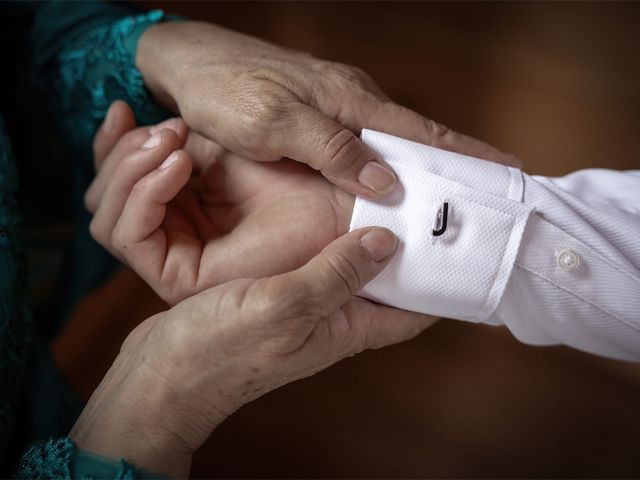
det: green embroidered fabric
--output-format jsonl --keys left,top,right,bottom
{"left": 51, "top": 9, "right": 168, "bottom": 149}
{"left": 16, "top": 437, "right": 145, "bottom": 479}
{"left": 0, "top": 3, "right": 171, "bottom": 477}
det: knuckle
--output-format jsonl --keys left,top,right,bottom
{"left": 331, "top": 63, "right": 374, "bottom": 91}
{"left": 130, "top": 175, "right": 153, "bottom": 198}
{"left": 232, "top": 73, "right": 289, "bottom": 124}
{"left": 234, "top": 278, "right": 279, "bottom": 321}
{"left": 422, "top": 118, "right": 453, "bottom": 146}
{"left": 244, "top": 100, "right": 280, "bottom": 129}
{"left": 121, "top": 128, "right": 149, "bottom": 153}
{"left": 118, "top": 149, "right": 141, "bottom": 172}
{"left": 259, "top": 277, "right": 315, "bottom": 321}
{"left": 320, "top": 128, "right": 361, "bottom": 175}
{"left": 233, "top": 97, "right": 290, "bottom": 153}
{"left": 110, "top": 224, "right": 128, "bottom": 251}
{"left": 433, "top": 122, "right": 453, "bottom": 140}
{"left": 323, "top": 250, "right": 362, "bottom": 297}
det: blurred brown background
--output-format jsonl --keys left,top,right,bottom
{"left": 52, "top": 2, "right": 640, "bottom": 478}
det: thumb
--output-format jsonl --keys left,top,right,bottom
{"left": 277, "top": 105, "right": 398, "bottom": 200}
{"left": 284, "top": 227, "right": 398, "bottom": 317}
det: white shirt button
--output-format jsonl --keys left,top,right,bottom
{"left": 557, "top": 249, "right": 580, "bottom": 271}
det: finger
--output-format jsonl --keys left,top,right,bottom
{"left": 111, "top": 150, "right": 192, "bottom": 288}
{"left": 85, "top": 118, "right": 188, "bottom": 213}
{"left": 97, "top": 117, "right": 188, "bottom": 179}
{"left": 93, "top": 101, "right": 137, "bottom": 171}
{"left": 270, "top": 227, "right": 399, "bottom": 318}
{"left": 89, "top": 129, "right": 184, "bottom": 257}
{"left": 356, "top": 98, "right": 522, "bottom": 168}
{"left": 341, "top": 298, "right": 438, "bottom": 352}
{"left": 275, "top": 104, "right": 398, "bottom": 200}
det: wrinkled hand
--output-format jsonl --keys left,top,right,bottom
{"left": 136, "top": 21, "right": 520, "bottom": 200}
{"left": 71, "top": 226, "right": 437, "bottom": 477}
{"left": 87, "top": 102, "right": 354, "bottom": 305}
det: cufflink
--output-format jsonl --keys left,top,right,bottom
{"left": 432, "top": 201, "right": 449, "bottom": 237}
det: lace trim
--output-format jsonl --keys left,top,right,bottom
{"left": 16, "top": 437, "right": 140, "bottom": 479}
{"left": 16, "top": 438, "right": 74, "bottom": 478}
{"left": 54, "top": 10, "right": 168, "bottom": 148}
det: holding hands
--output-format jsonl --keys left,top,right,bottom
{"left": 72, "top": 226, "right": 436, "bottom": 477}
{"left": 136, "top": 21, "right": 520, "bottom": 201}
{"left": 86, "top": 101, "right": 355, "bottom": 305}
{"left": 77, "top": 22, "right": 521, "bottom": 474}
{"left": 75, "top": 102, "right": 436, "bottom": 477}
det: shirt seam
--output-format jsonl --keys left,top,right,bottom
{"left": 515, "top": 262, "right": 640, "bottom": 333}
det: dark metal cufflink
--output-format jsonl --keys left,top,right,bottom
{"left": 432, "top": 201, "right": 449, "bottom": 237}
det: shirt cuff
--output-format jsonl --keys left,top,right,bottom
{"left": 349, "top": 129, "right": 534, "bottom": 322}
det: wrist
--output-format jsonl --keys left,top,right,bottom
{"left": 136, "top": 22, "right": 181, "bottom": 112}
{"left": 70, "top": 349, "right": 194, "bottom": 477}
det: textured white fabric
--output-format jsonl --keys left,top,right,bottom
{"left": 350, "top": 129, "right": 640, "bottom": 361}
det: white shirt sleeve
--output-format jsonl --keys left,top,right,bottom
{"left": 349, "top": 129, "right": 640, "bottom": 361}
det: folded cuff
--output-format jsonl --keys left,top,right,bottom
{"left": 349, "top": 130, "right": 534, "bottom": 322}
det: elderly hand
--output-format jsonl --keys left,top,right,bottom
{"left": 87, "top": 101, "right": 356, "bottom": 305}
{"left": 70, "top": 226, "right": 437, "bottom": 477}
{"left": 136, "top": 20, "right": 520, "bottom": 200}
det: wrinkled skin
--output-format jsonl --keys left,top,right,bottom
{"left": 136, "top": 21, "right": 520, "bottom": 200}
{"left": 72, "top": 225, "right": 437, "bottom": 478}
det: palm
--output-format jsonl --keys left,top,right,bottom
{"left": 152, "top": 133, "right": 354, "bottom": 303}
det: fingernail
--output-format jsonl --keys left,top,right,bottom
{"left": 358, "top": 161, "right": 396, "bottom": 195}
{"left": 103, "top": 105, "right": 117, "bottom": 134}
{"left": 142, "top": 133, "right": 162, "bottom": 149}
{"left": 159, "top": 152, "right": 180, "bottom": 169}
{"left": 360, "top": 228, "right": 398, "bottom": 262}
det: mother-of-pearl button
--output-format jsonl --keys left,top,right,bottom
{"left": 557, "top": 249, "right": 580, "bottom": 271}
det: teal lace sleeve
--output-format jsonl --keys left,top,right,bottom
{"left": 30, "top": 4, "right": 180, "bottom": 328}
{"left": 10, "top": 5, "right": 177, "bottom": 477}
{"left": 49, "top": 9, "right": 170, "bottom": 149}
{"left": 16, "top": 437, "right": 162, "bottom": 479}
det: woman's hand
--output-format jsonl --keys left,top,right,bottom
{"left": 87, "top": 102, "right": 355, "bottom": 305}
{"left": 70, "top": 227, "right": 437, "bottom": 477}
{"left": 136, "top": 21, "right": 520, "bottom": 200}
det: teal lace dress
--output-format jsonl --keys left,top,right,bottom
{"left": 0, "top": 1, "right": 172, "bottom": 477}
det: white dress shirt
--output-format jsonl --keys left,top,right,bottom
{"left": 349, "top": 130, "right": 640, "bottom": 361}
